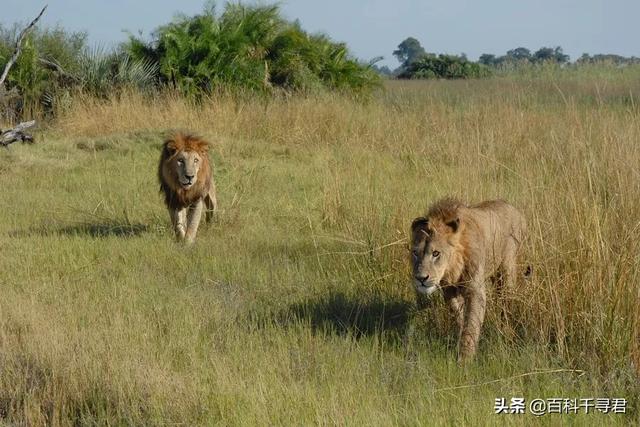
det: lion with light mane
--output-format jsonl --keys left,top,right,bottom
{"left": 159, "top": 132, "right": 217, "bottom": 244}
{"left": 410, "top": 198, "right": 527, "bottom": 363}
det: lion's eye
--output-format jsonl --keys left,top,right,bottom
{"left": 194, "top": 158, "right": 199, "bottom": 163}
{"left": 432, "top": 250, "right": 440, "bottom": 258}
{"left": 177, "top": 159, "right": 184, "bottom": 165}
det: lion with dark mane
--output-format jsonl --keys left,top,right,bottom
{"left": 158, "top": 132, "right": 217, "bottom": 244}
{"left": 410, "top": 198, "right": 527, "bottom": 362}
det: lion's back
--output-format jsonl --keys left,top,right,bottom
{"left": 467, "top": 199, "right": 527, "bottom": 252}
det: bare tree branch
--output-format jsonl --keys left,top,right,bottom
{"left": 38, "top": 57, "right": 79, "bottom": 83}
{"left": 0, "top": 5, "right": 48, "bottom": 89}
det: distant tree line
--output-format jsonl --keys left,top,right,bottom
{"left": 576, "top": 53, "right": 640, "bottom": 65}
{"left": 382, "top": 37, "right": 640, "bottom": 79}
{"left": 385, "top": 37, "right": 489, "bottom": 79}
{"left": 478, "top": 46, "right": 569, "bottom": 67}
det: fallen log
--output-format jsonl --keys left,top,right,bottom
{"left": 38, "top": 57, "right": 79, "bottom": 85}
{"left": 0, "top": 120, "right": 36, "bottom": 146}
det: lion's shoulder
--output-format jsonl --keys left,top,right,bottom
{"left": 468, "top": 199, "right": 525, "bottom": 225}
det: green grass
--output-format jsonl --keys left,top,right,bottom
{"left": 0, "top": 77, "right": 638, "bottom": 425}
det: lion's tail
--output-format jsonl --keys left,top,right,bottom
{"left": 523, "top": 265, "right": 533, "bottom": 278}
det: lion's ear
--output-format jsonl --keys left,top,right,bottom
{"left": 411, "top": 217, "right": 429, "bottom": 232}
{"left": 165, "top": 140, "right": 177, "bottom": 156}
{"left": 446, "top": 218, "right": 460, "bottom": 233}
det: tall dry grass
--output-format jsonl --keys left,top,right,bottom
{"left": 59, "top": 78, "right": 640, "bottom": 370}
{"left": 57, "top": 77, "right": 640, "bottom": 373}
{"left": 66, "top": 78, "right": 640, "bottom": 367}
{"left": 0, "top": 76, "right": 638, "bottom": 424}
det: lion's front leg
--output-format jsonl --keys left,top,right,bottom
{"left": 185, "top": 199, "right": 204, "bottom": 244}
{"left": 443, "top": 286, "right": 465, "bottom": 341}
{"left": 170, "top": 207, "right": 187, "bottom": 241}
{"left": 496, "top": 263, "right": 517, "bottom": 338}
{"left": 204, "top": 184, "right": 218, "bottom": 223}
{"left": 458, "top": 280, "right": 487, "bottom": 364}
{"left": 415, "top": 291, "right": 430, "bottom": 311}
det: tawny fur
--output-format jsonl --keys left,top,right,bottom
{"left": 410, "top": 198, "right": 527, "bottom": 363}
{"left": 158, "top": 132, "right": 217, "bottom": 244}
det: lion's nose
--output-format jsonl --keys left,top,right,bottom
{"left": 185, "top": 174, "right": 194, "bottom": 182}
{"left": 416, "top": 275, "right": 429, "bottom": 284}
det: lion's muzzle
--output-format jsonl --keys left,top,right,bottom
{"left": 414, "top": 276, "right": 438, "bottom": 296}
{"left": 180, "top": 175, "right": 195, "bottom": 188}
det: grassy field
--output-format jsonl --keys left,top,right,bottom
{"left": 1, "top": 75, "right": 639, "bottom": 425}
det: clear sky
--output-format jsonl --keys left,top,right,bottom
{"left": 1, "top": 0, "right": 638, "bottom": 67}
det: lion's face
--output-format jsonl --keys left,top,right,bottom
{"left": 172, "top": 150, "right": 203, "bottom": 190}
{"left": 410, "top": 217, "right": 460, "bottom": 296}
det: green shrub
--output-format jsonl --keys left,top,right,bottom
{"left": 0, "top": 24, "right": 157, "bottom": 119}
{"left": 126, "top": 3, "right": 380, "bottom": 96}
{"left": 398, "top": 54, "right": 492, "bottom": 80}
{"left": 76, "top": 47, "right": 158, "bottom": 98}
